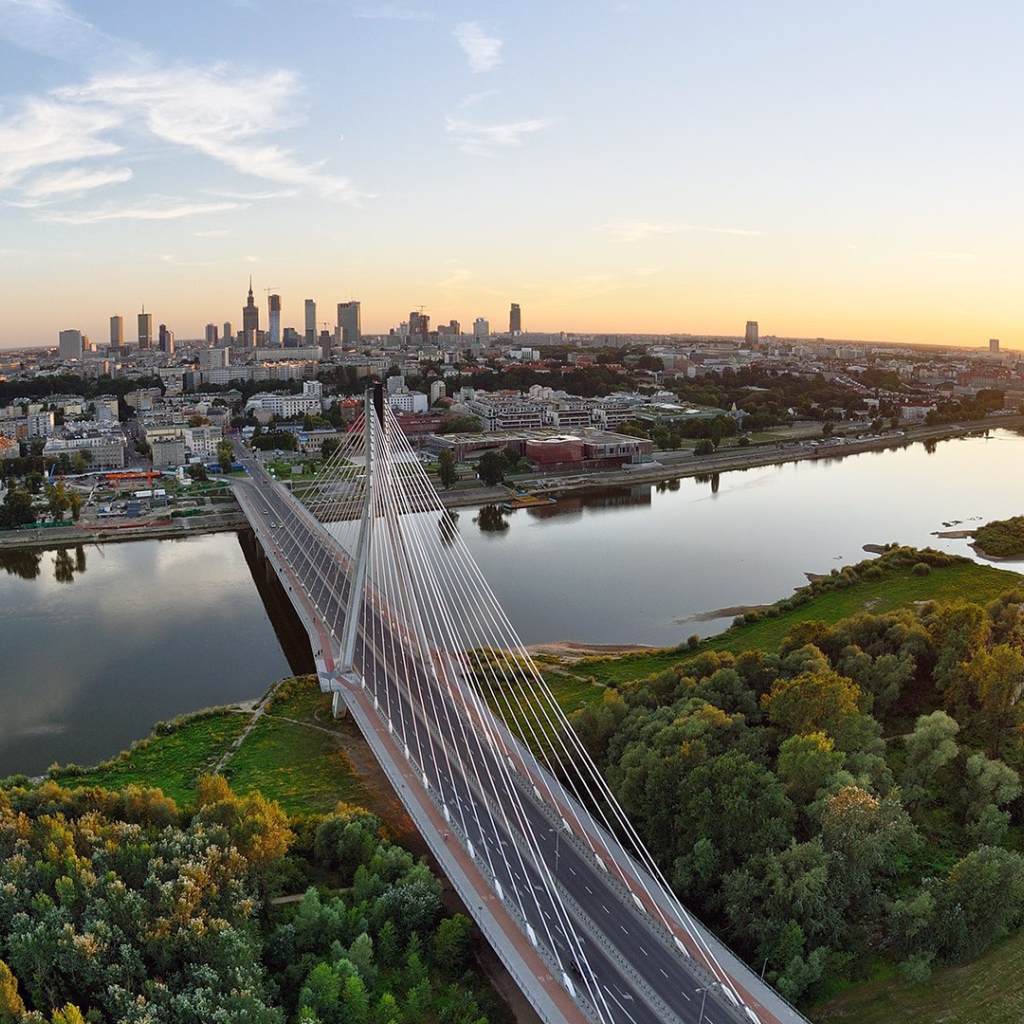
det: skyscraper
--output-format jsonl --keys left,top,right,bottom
{"left": 242, "top": 278, "right": 259, "bottom": 347}
{"left": 223, "top": 322, "right": 233, "bottom": 346}
{"left": 138, "top": 309, "right": 153, "bottom": 349}
{"left": 269, "top": 294, "right": 281, "bottom": 347}
{"left": 58, "top": 329, "right": 83, "bottom": 361}
{"left": 509, "top": 303, "right": 521, "bottom": 334}
{"left": 110, "top": 315, "right": 124, "bottom": 349}
{"left": 205, "top": 323, "right": 219, "bottom": 346}
{"left": 337, "top": 301, "right": 361, "bottom": 346}
{"left": 305, "top": 299, "right": 317, "bottom": 345}
{"left": 990, "top": 338, "right": 1000, "bottom": 354}
{"left": 158, "top": 324, "right": 174, "bottom": 355}
{"left": 745, "top": 321, "right": 759, "bottom": 348}
{"left": 473, "top": 317, "right": 489, "bottom": 340}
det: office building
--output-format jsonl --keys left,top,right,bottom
{"left": 337, "top": 301, "right": 361, "bottom": 346}
{"left": 158, "top": 324, "right": 174, "bottom": 355}
{"left": 109, "top": 315, "right": 124, "bottom": 349}
{"left": 990, "top": 338, "right": 1000, "bottom": 354}
{"left": 138, "top": 309, "right": 152, "bottom": 349}
{"left": 319, "top": 328, "right": 332, "bottom": 361}
{"left": 242, "top": 278, "right": 259, "bottom": 347}
{"left": 474, "top": 317, "right": 490, "bottom": 340}
{"left": 205, "top": 323, "right": 219, "bottom": 346}
{"left": 510, "top": 303, "right": 521, "bottom": 334}
{"left": 222, "top": 321, "right": 233, "bottom": 346}
{"left": 745, "top": 321, "right": 759, "bottom": 348}
{"left": 269, "top": 294, "right": 281, "bottom": 347}
{"left": 58, "top": 329, "right": 83, "bottom": 361}
{"left": 305, "top": 299, "right": 317, "bottom": 345}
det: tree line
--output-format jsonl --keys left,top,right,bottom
{"left": 569, "top": 547, "right": 1024, "bottom": 1002}
{"left": 0, "top": 776, "right": 497, "bottom": 1024}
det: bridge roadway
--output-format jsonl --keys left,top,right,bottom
{"left": 232, "top": 446, "right": 806, "bottom": 1024}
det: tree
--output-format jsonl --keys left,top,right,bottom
{"left": 217, "top": 440, "right": 234, "bottom": 474}
{"left": 964, "top": 643, "right": 1024, "bottom": 755}
{"left": 0, "top": 488, "right": 35, "bottom": 529}
{"left": 437, "top": 449, "right": 457, "bottom": 489}
{"left": 475, "top": 449, "right": 510, "bottom": 487}
{"left": 694, "top": 438, "right": 715, "bottom": 456}
{"left": 45, "top": 481, "right": 71, "bottom": 521}
{"left": 776, "top": 732, "right": 846, "bottom": 806}
{"left": 0, "top": 959, "right": 26, "bottom": 1021}
{"left": 762, "top": 666, "right": 872, "bottom": 751}
{"left": 901, "top": 710, "right": 960, "bottom": 807}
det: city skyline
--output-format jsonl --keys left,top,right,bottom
{"left": 1, "top": 1, "right": 1023, "bottom": 349}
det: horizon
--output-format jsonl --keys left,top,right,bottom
{"left": 1, "top": 2, "right": 1022, "bottom": 350}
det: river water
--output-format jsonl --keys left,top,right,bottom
{"left": 1, "top": 428, "right": 1022, "bottom": 777}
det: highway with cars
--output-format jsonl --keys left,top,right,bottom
{"left": 232, "top": 437, "right": 802, "bottom": 1024}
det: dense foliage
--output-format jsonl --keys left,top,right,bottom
{"left": 974, "top": 516, "right": 1024, "bottom": 558}
{"left": 0, "top": 778, "right": 494, "bottom": 1024}
{"left": 570, "top": 553, "right": 1024, "bottom": 1003}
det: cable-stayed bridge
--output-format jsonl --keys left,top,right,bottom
{"left": 232, "top": 385, "right": 809, "bottom": 1024}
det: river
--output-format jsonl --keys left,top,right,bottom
{"left": 1, "top": 428, "right": 1022, "bottom": 777}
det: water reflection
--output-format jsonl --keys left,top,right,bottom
{"left": 0, "top": 549, "right": 42, "bottom": 580}
{"left": 475, "top": 504, "right": 509, "bottom": 532}
{"left": 439, "top": 509, "right": 459, "bottom": 547}
{"left": 0, "top": 544, "right": 88, "bottom": 584}
{"left": 0, "top": 532, "right": 293, "bottom": 778}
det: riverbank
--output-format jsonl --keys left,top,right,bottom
{"left": 0, "top": 508, "right": 248, "bottom": 550}
{"left": 438, "top": 414, "right": 1024, "bottom": 510}
{"left": 2, "top": 414, "right": 1020, "bottom": 553}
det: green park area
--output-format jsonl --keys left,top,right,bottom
{"left": 16, "top": 541, "right": 1024, "bottom": 1024}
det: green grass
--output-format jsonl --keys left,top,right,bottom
{"left": 809, "top": 931, "right": 1024, "bottom": 1023}
{"left": 580, "top": 561, "right": 1023, "bottom": 687}
{"left": 60, "top": 678, "right": 370, "bottom": 817}
{"left": 66, "top": 711, "right": 248, "bottom": 806}
{"left": 223, "top": 679, "right": 371, "bottom": 816}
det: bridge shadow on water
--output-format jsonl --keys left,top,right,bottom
{"left": 237, "top": 527, "right": 316, "bottom": 677}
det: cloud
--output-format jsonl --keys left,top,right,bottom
{"left": 40, "top": 198, "right": 246, "bottom": 224}
{"left": 352, "top": 3, "right": 434, "bottom": 19}
{"left": 0, "top": 2, "right": 367, "bottom": 210}
{"left": 22, "top": 165, "right": 132, "bottom": 200}
{"left": 454, "top": 22, "right": 503, "bottom": 73}
{"left": 0, "top": 0, "right": 135, "bottom": 66}
{"left": 55, "top": 66, "right": 365, "bottom": 202}
{"left": 161, "top": 252, "right": 259, "bottom": 266}
{"left": 445, "top": 116, "right": 553, "bottom": 156}
{"left": 194, "top": 228, "right": 232, "bottom": 237}
{"left": 603, "top": 220, "right": 763, "bottom": 242}
{"left": 458, "top": 89, "right": 498, "bottom": 109}
{"left": 0, "top": 98, "right": 122, "bottom": 188}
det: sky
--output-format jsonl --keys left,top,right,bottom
{"left": 1, "top": 0, "right": 1023, "bottom": 349}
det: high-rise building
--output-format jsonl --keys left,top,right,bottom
{"left": 990, "top": 338, "right": 1000, "bottom": 354}
{"left": 58, "top": 329, "right": 83, "bottom": 361}
{"left": 205, "top": 323, "right": 219, "bottom": 346}
{"left": 158, "top": 324, "right": 174, "bottom": 355}
{"left": 305, "top": 300, "right": 317, "bottom": 345}
{"left": 473, "top": 317, "right": 490, "bottom": 340}
{"left": 319, "top": 329, "right": 332, "bottom": 362}
{"left": 409, "top": 311, "right": 430, "bottom": 343}
{"left": 745, "top": 321, "right": 759, "bottom": 348}
{"left": 337, "top": 301, "right": 361, "bottom": 346}
{"left": 110, "top": 315, "right": 124, "bottom": 349}
{"left": 242, "top": 278, "right": 259, "bottom": 347}
{"left": 509, "top": 303, "right": 521, "bottom": 334}
{"left": 222, "top": 322, "right": 233, "bottom": 347}
{"left": 269, "top": 294, "right": 281, "bottom": 347}
{"left": 138, "top": 309, "right": 153, "bottom": 349}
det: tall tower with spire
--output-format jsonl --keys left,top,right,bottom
{"left": 242, "top": 277, "right": 259, "bottom": 347}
